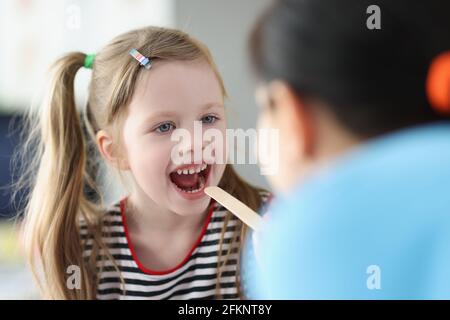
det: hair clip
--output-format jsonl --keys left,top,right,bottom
{"left": 129, "top": 48, "right": 152, "bottom": 69}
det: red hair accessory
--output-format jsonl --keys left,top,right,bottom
{"left": 426, "top": 51, "right": 450, "bottom": 115}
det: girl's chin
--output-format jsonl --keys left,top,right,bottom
{"left": 169, "top": 197, "right": 212, "bottom": 217}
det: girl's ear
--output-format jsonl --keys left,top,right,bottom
{"left": 268, "top": 81, "right": 315, "bottom": 161}
{"left": 96, "top": 129, "right": 130, "bottom": 170}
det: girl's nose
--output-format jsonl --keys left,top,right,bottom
{"left": 174, "top": 125, "right": 207, "bottom": 164}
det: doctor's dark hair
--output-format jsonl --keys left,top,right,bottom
{"left": 250, "top": 0, "right": 450, "bottom": 138}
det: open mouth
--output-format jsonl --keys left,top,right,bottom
{"left": 169, "top": 164, "right": 211, "bottom": 194}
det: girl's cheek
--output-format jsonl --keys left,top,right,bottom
{"left": 132, "top": 137, "right": 173, "bottom": 171}
{"left": 216, "top": 123, "right": 227, "bottom": 164}
{"left": 202, "top": 122, "right": 227, "bottom": 165}
{"left": 217, "top": 121, "right": 229, "bottom": 165}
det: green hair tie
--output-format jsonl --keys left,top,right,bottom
{"left": 84, "top": 53, "right": 95, "bottom": 69}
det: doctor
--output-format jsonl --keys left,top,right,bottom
{"left": 246, "top": 0, "right": 450, "bottom": 299}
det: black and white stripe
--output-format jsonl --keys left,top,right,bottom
{"left": 80, "top": 191, "right": 271, "bottom": 300}
{"left": 79, "top": 197, "right": 266, "bottom": 300}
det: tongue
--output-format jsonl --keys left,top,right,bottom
{"left": 171, "top": 172, "right": 199, "bottom": 189}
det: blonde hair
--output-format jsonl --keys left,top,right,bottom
{"left": 14, "top": 26, "right": 264, "bottom": 299}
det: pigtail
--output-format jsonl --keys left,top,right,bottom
{"left": 21, "top": 52, "right": 97, "bottom": 299}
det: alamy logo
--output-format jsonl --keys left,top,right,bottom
{"left": 366, "top": 264, "right": 382, "bottom": 290}
{"left": 66, "top": 265, "right": 81, "bottom": 290}
{"left": 170, "top": 121, "right": 280, "bottom": 176}
{"left": 366, "top": 5, "right": 381, "bottom": 30}
{"left": 66, "top": 4, "right": 82, "bottom": 30}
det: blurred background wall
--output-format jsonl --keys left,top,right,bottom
{"left": 0, "top": 0, "right": 271, "bottom": 298}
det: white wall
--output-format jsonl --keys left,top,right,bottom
{"left": 0, "top": 0, "right": 175, "bottom": 113}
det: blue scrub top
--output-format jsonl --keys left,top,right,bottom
{"left": 244, "top": 122, "right": 450, "bottom": 299}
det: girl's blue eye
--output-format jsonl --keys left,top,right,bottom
{"left": 201, "top": 115, "right": 218, "bottom": 124}
{"left": 155, "top": 122, "right": 175, "bottom": 133}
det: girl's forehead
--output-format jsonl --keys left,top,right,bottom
{"left": 129, "top": 59, "right": 224, "bottom": 115}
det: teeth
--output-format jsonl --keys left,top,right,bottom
{"left": 194, "top": 165, "right": 206, "bottom": 173}
{"left": 175, "top": 164, "right": 208, "bottom": 175}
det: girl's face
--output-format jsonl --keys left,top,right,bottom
{"left": 121, "top": 59, "right": 227, "bottom": 216}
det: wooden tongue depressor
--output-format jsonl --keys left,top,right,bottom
{"left": 204, "top": 186, "right": 262, "bottom": 231}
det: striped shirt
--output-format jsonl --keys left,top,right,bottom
{"left": 80, "top": 192, "right": 270, "bottom": 300}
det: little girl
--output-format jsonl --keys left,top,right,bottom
{"left": 17, "top": 26, "right": 269, "bottom": 299}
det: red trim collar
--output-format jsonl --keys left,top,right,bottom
{"left": 119, "top": 197, "right": 215, "bottom": 275}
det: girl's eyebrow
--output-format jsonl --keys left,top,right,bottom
{"left": 201, "top": 102, "right": 223, "bottom": 111}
